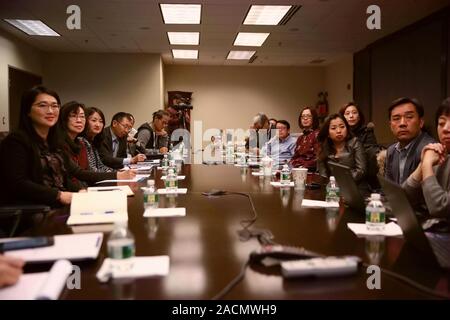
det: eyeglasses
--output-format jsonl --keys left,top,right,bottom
{"left": 32, "top": 102, "right": 60, "bottom": 111}
{"left": 69, "top": 114, "right": 86, "bottom": 120}
{"left": 301, "top": 115, "right": 312, "bottom": 120}
{"left": 117, "top": 122, "right": 132, "bottom": 132}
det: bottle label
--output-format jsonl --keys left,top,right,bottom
{"left": 108, "top": 243, "right": 135, "bottom": 259}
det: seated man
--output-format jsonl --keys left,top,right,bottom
{"left": 247, "top": 113, "right": 273, "bottom": 155}
{"left": 99, "top": 112, "right": 146, "bottom": 169}
{"left": 265, "top": 120, "right": 297, "bottom": 166}
{"left": 385, "top": 97, "right": 436, "bottom": 184}
{"left": 135, "top": 110, "right": 170, "bottom": 154}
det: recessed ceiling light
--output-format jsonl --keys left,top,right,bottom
{"left": 167, "top": 32, "right": 199, "bottom": 45}
{"left": 4, "top": 19, "right": 60, "bottom": 36}
{"left": 233, "top": 33, "right": 269, "bottom": 47}
{"left": 160, "top": 4, "right": 201, "bottom": 24}
{"left": 172, "top": 49, "right": 198, "bottom": 59}
{"left": 243, "top": 5, "right": 292, "bottom": 25}
{"left": 227, "top": 51, "right": 256, "bottom": 60}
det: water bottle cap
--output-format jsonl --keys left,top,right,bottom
{"left": 147, "top": 179, "right": 155, "bottom": 187}
{"left": 371, "top": 193, "right": 381, "bottom": 200}
{"left": 330, "top": 176, "right": 336, "bottom": 182}
{"left": 114, "top": 220, "right": 128, "bottom": 228}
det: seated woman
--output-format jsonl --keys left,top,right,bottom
{"left": 403, "top": 98, "right": 450, "bottom": 218}
{"left": 0, "top": 86, "right": 130, "bottom": 206}
{"left": 317, "top": 113, "right": 367, "bottom": 185}
{"left": 340, "top": 102, "right": 381, "bottom": 189}
{"left": 58, "top": 101, "right": 89, "bottom": 187}
{"left": 290, "top": 107, "right": 320, "bottom": 172}
{"left": 81, "top": 107, "right": 114, "bottom": 173}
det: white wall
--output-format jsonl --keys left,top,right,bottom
{"left": 324, "top": 55, "right": 354, "bottom": 114}
{"left": 43, "top": 53, "right": 164, "bottom": 126}
{"left": 0, "top": 29, "right": 42, "bottom": 131}
{"left": 164, "top": 65, "right": 325, "bottom": 138}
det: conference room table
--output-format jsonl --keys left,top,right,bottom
{"left": 19, "top": 163, "right": 450, "bottom": 300}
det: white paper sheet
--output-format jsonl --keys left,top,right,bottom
{"left": 160, "top": 175, "right": 186, "bottom": 180}
{"left": 157, "top": 188, "right": 188, "bottom": 195}
{"left": 87, "top": 185, "right": 134, "bottom": 196}
{"left": 95, "top": 174, "right": 149, "bottom": 184}
{"left": 270, "top": 181, "right": 295, "bottom": 187}
{"left": 143, "top": 208, "right": 186, "bottom": 218}
{"left": 4, "top": 233, "right": 103, "bottom": 263}
{"left": 347, "top": 222, "right": 403, "bottom": 237}
{"left": 301, "top": 199, "right": 340, "bottom": 208}
{"left": 96, "top": 256, "right": 170, "bottom": 281}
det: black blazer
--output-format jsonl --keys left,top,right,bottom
{"left": 98, "top": 126, "right": 128, "bottom": 169}
{"left": 0, "top": 131, "right": 115, "bottom": 206}
{"left": 385, "top": 131, "right": 436, "bottom": 184}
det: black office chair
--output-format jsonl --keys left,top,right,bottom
{"left": 0, "top": 205, "right": 51, "bottom": 237}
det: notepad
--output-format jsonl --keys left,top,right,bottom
{"left": 4, "top": 233, "right": 103, "bottom": 263}
{"left": 144, "top": 207, "right": 186, "bottom": 218}
{"left": 347, "top": 222, "right": 403, "bottom": 237}
{"left": 301, "top": 199, "right": 340, "bottom": 208}
{"left": 87, "top": 185, "right": 134, "bottom": 196}
{"left": 67, "top": 191, "right": 128, "bottom": 225}
{"left": 0, "top": 260, "right": 73, "bottom": 300}
{"left": 157, "top": 188, "right": 188, "bottom": 195}
{"left": 160, "top": 175, "right": 186, "bottom": 180}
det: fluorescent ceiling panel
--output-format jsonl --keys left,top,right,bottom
{"left": 4, "top": 19, "right": 60, "bottom": 36}
{"left": 233, "top": 32, "right": 269, "bottom": 47}
{"left": 243, "top": 5, "right": 292, "bottom": 25}
{"left": 160, "top": 4, "right": 201, "bottom": 24}
{"left": 227, "top": 51, "right": 256, "bottom": 60}
{"left": 168, "top": 32, "right": 200, "bottom": 45}
{"left": 172, "top": 49, "right": 199, "bottom": 59}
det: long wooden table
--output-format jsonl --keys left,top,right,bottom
{"left": 18, "top": 164, "right": 450, "bottom": 299}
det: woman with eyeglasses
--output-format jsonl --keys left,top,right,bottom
{"left": 340, "top": 102, "right": 382, "bottom": 189}
{"left": 403, "top": 98, "right": 450, "bottom": 218}
{"left": 81, "top": 107, "right": 114, "bottom": 172}
{"left": 0, "top": 86, "right": 124, "bottom": 206}
{"left": 318, "top": 113, "right": 367, "bottom": 186}
{"left": 289, "top": 107, "right": 320, "bottom": 172}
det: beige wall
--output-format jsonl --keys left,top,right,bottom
{"left": 164, "top": 65, "right": 325, "bottom": 140}
{"left": 43, "top": 53, "right": 164, "bottom": 127}
{"left": 0, "top": 29, "right": 42, "bottom": 131}
{"left": 324, "top": 55, "right": 353, "bottom": 114}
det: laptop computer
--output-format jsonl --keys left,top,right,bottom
{"left": 328, "top": 161, "right": 366, "bottom": 213}
{"left": 378, "top": 175, "right": 450, "bottom": 269}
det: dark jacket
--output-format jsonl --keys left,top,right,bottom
{"left": 0, "top": 131, "right": 115, "bottom": 206}
{"left": 98, "top": 126, "right": 128, "bottom": 169}
{"left": 352, "top": 123, "right": 382, "bottom": 189}
{"left": 385, "top": 131, "right": 436, "bottom": 184}
{"left": 318, "top": 137, "right": 367, "bottom": 184}
{"left": 135, "top": 122, "right": 169, "bottom": 151}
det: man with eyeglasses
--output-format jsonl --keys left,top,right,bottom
{"left": 99, "top": 112, "right": 146, "bottom": 169}
{"left": 385, "top": 97, "right": 436, "bottom": 184}
{"left": 134, "top": 110, "right": 170, "bottom": 155}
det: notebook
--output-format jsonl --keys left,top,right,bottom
{"left": 0, "top": 260, "right": 73, "bottom": 300}
{"left": 67, "top": 191, "right": 128, "bottom": 225}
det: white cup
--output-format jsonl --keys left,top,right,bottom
{"left": 292, "top": 167, "right": 308, "bottom": 189}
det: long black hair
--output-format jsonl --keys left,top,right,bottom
{"left": 18, "top": 85, "right": 61, "bottom": 151}
{"left": 82, "top": 107, "right": 107, "bottom": 148}
{"left": 318, "top": 113, "right": 353, "bottom": 162}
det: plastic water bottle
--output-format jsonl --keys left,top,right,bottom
{"left": 366, "top": 193, "right": 386, "bottom": 231}
{"left": 143, "top": 179, "right": 158, "bottom": 209}
{"left": 107, "top": 221, "right": 135, "bottom": 272}
{"left": 165, "top": 168, "right": 178, "bottom": 192}
{"left": 169, "top": 159, "right": 177, "bottom": 175}
{"left": 325, "top": 176, "right": 340, "bottom": 204}
{"left": 280, "top": 163, "right": 291, "bottom": 185}
{"left": 161, "top": 154, "right": 169, "bottom": 168}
